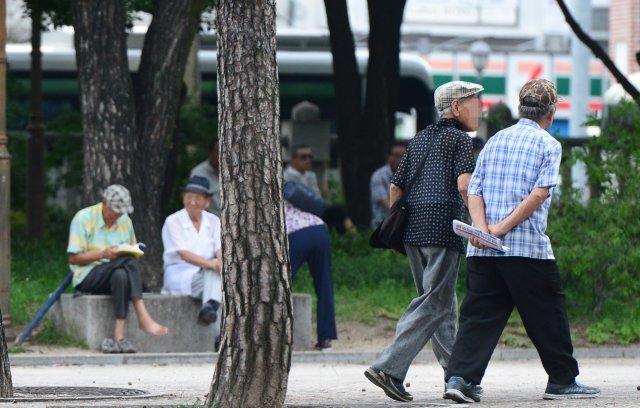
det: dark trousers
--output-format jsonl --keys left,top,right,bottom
{"left": 288, "top": 225, "right": 337, "bottom": 341}
{"left": 76, "top": 256, "right": 144, "bottom": 319}
{"left": 446, "top": 256, "right": 579, "bottom": 385}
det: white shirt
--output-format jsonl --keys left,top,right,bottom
{"left": 161, "top": 208, "right": 222, "bottom": 295}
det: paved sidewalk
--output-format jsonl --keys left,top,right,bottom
{"left": 4, "top": 357, "right": 640, "bottom": 407}
{"left": 8, "top": 346, "right": 640, "bottom": 366}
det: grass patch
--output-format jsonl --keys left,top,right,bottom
{"left": 11, "top": 239, "right": 70, "bottom": 325}
{"left": 8, "top": 224, "right": 640, "bottom": 348}
{"left": 30, "top": 319, "right": 88, "bottom": 348}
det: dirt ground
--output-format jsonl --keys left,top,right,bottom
{"left": 11, "top": 316, "right": 621, "bottom": 355}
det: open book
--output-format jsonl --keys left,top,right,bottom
{"left": 115, "top": 243, "right": 146, "bottom": 258}
{"left": 452, "top": 220, "right": 509, "bottom": 253}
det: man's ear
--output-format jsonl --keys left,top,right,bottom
{"left": 451, "top": 100, "right": 459, "bottom": 116}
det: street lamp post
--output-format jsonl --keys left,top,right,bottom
{"left": 469, "top": 40, "right": 491, "bottom": 85}
{"left": 0, "top": 0, "right": 11, "bottom": 328}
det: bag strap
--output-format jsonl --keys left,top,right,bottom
{"left": 400, "top": 134, "right": 438, "bottom": 201}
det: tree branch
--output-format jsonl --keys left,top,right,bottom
{"left": 556, "top": 0, "right": 640, "bottom": 102}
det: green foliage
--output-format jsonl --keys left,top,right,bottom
{"left": 547, "top": 101, "right": 640, "bottom": 344}
{"left": 31, "top": 319, "right": 88, "bottom": 348}
{"left": 10, "top": 238, "right": 69, "bottom": 325}
{"left": 166, "top": 104, "right": 218, "bottom": 214}
{"left": 292, "top": 231, "right": 414, "bottom": 323}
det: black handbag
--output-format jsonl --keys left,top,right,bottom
{"left": 369, "top": 137, "right": 435, "bottom": 255}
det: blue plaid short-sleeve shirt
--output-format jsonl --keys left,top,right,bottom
{"left": 467, "top": 118, "right": 562, "bottom": 259}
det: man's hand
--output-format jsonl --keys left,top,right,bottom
{"left": 102, "top": 245, "right": 120, "bottom": 260}
{"left": 488, "top": 223, "right": 509, "bottom": 238}
{"left": 209, "top": 258, "right": 222, "bottom": 273}
{"left": 469, "top": 236, "right": 488, "bottom": 249}
{"left": 469, "top": 224, "right": 489, "bottom": 249}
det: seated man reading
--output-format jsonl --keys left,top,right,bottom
{"left": 68, "top": 184, "right": 168, "bottom": 354}
{"left": 161, "top": 176, "right": 223, "bottom": 326}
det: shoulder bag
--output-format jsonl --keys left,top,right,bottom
{"left": 369, "top": 137, "right": 436, "bottom": 255}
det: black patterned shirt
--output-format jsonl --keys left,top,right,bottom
{"left": 392, "top": 118, "right": 475, "bottom": 251}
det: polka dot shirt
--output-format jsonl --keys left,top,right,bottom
{"left": 392, "top": 118, "right": 475, "bottom": 252}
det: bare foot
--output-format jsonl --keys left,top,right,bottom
{"left": 139, "top": 320, "right": 169, "bottom": 336}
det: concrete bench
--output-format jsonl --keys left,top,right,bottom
{"left": 50, "top": 293, "right": 312, "bottom": 353}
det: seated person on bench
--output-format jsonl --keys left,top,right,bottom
{"left": 161, "top": 176, "right": 223, "bottom": 326}
{"left": 68, "top": 184, "right": 169, "bottom": 354}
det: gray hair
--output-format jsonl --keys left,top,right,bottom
{"left": 518, "top": 103, "right": 556, "bottom": 122}
{"left": 438, "top": 106, "right": 452, "bottom": 117}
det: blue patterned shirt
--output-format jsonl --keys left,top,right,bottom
{"left": 392, "top": 118, "right": 475, "bottom": 251}
{"left": 370, "top": 164, "right": 393, "bottom": 228}
{"left": 467, "top": 118, "right": 561, "bottom": 259}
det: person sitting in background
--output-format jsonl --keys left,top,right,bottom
{"left": 370, "top": 141, "right": 407, "bottom": 228}
{"left": 68, "top": 184, "right": 168, "bottom": 354}
{"left": 284, "top": 144, "right": 355, "bottom": 234}
{"left": 285, "top": 200, "right": 337, "bottom": 351}
{"left": 190, "top": 138, "right": 221, "bottom": 217}
{"left": 161, "top": 176, "right": 223, "bottom": 327}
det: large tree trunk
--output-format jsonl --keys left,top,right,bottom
{"left": 130, "top": 0, "right": 204, "bottom": 289}
{"left": 72, "top": 1, "right": 137, "bottom": 199}
{"left": 72, "top": 0, "right": 204, "bottom": 289}
{"left": 0, "top": 308, "right": 12, "bottom": 398}
{"left": 355, "top": 0, "right": 406, "bottom": 225}
{"left": 26, "top": 9, "right": 45, "bottom": 239}
{"left": 324, "top": 0, "right": 364, "bottom": 225}
{"left": 324, "top": 1, "right": 406, "bottom": 226}
{"left": 207, "top": 0, "right": 292, "bottom": 406}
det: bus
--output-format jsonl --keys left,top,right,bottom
{"left": 6, "top": 32, "right": 436, "bottom": 134}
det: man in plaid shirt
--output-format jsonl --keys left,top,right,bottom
{"left": 444, "top": 79, "right": 600, "bottom": 403}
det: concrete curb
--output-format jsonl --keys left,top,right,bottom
{"left": 9, "top": 347, "right": 640, "bottom": 366}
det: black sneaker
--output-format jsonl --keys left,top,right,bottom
{"left": 364, "top": 367, "right": 413, "bottom": 402}
{"left": 198, "top": 300, "right": 220, "bottom": 325}
{"left": 444, "top": 376, "right": 482, "bottom": 403}
{"left": 443, "top": 381, "right": 483, "bottom": 400}
{"left": 314, "top": 339, "right": 333, "bottom": 352}
{"left": 543, "top": 381, "right": 601, "bottom": 399}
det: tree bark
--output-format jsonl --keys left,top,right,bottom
{"left": 0, "top": 308, "right": 12, "bottom": 398}
{"left": 207, "top": 0, "right": 292, "bottom": 407}
{"left": 130, "top": 0, "right": 204, "bottom": 289}
{"left": 556, "top": 0, "right": 640, "bottom": 101}
{"left": 324, "top": 0, "right": 364, "bottom": 225}
{"left": 72, "top": 0, "right": 204, "bottom": 289}
{"left": 27, "top": 8, "right": 45, "bottom": 239}
{"left": 324, "top": 1, "right": 407, "bottom": 226}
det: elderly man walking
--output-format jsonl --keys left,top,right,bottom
{"left": 364, "top": 81, "right": 482, "bottom": 402}
{"left": 443, "top": 79, "right": 600, "bottom": 403}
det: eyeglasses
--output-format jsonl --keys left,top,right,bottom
{"left": 296, "top": 154, "right": 313, "bottom": 160}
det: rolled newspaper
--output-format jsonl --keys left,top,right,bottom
{"left": 452, "top": 220, "right": 510, "bottom": 253}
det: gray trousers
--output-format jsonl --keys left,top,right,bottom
{"left": 373, "top": 245, "right": 460, "bottom": 381}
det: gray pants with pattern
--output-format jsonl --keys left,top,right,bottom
{"left": 372, "top": 245, "right": 460, "bottom": 381}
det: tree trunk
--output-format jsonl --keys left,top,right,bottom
{"left": 72, "top": 0, "right": 204, "bottom": 289}
{"left": 27, "top": 9, "right": 45, "bottom": 240}
{"left": 323, "top": 0, "right": 363, "bottom": 225}
{"left": 207, "top": 0, "right": 292, "bottom": 407}
{"left": 72, "top": 0, "right": 137, "bottom": 201}
{"left": 324, "top": 1, "right": 407, "bottom": 226}
{"left": 0, "top": 308, "right": 12, "bottom": 398}
{"left": 130, "top": 0, "right": 204, "bottom": 289}
{"left": 354, "top": 0, "right": 406, "bottom": 226}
